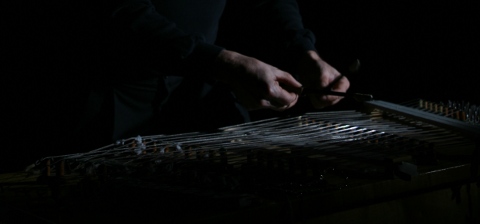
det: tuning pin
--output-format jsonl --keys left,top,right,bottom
{"left": 45, "top": 159, "right": 51, "bottom": 177}
{"left": 460, "top": 111, "right": 466, "bottom": 121}
{"left": 466, "top": 107, "right": 471, "bottom": 122}
{"left": 474, "top": 106, "right": 480, "bottom": 124}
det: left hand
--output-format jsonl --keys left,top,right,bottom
{"left": 297, "top": 51, "right": 350, "bottom": 109}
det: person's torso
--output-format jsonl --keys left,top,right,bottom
{"left": 151, "top": 0, "right": 227, "bottom": 44}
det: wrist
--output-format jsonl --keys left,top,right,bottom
{"left": 302, "top": 50, "right": 321, "bottom": 62}
{"left": 297, "top": 50, "right": 320, "bottom": 81}
{"left": 213, "top": 50, "right": 251, "bottom": 84}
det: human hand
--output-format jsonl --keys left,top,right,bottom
{"left": 298, "top": 51, "right": 350, "bottom": 109}
{"left": 214, "top": 50, "right": 302, "bottom": 111}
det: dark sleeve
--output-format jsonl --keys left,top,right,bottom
{"left": 220, "top": 0, "right": 316, "bottom": 73}
{"left": 251, "top": 0, "right": 317, "bottom": 55}
{"left": 94, "top": 0, "right": 224, "bottom": 78}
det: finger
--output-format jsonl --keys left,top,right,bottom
{"left": 243, "top": 98, "right": 292, "bottom": 111}
{"left": 312, "top": 95, "right": 340, "bottom": 107}
{"left": 276, "top": 71, "right": 302, "bottom": 89}
{"left": 331, "top": 76, "right": 350, "bottom": 93}
{"left": 265, "top": 83, "right": 299, "bottom": 109}
{"left": 324, "top": 95, "right": 343, "bottom": 105}
{"left": 267, "top": 71, "right": 302, "bottom": 106}
{"left": 234, "top": 89, "right": 292, "bottom": 111}
{"left": 323, "top": 76, "right": 349, "bottom": 104}
{"left": 259, "top": 99, "right": 291, "bottom": 111}
{"left": 312, "top": 76, "right": 349, "bottom": 108}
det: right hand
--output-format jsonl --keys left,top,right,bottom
{"left": 297, "top": 51, "right": 350, "bottom": 109}
{"left": 213, "top": 50, "right": 302, "bottom": 111}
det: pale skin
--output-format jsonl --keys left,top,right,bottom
{"left": 214, "top": 49, "right": 350, "bottom": 111}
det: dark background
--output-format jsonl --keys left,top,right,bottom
{"left": 296, "top": 1, "right": 479, "bottom": 104}
{"left": 2, "top": 1, "right": 479, "bottom": 172}
{"left": 4, "top": 1, "right": 479, "bottom": 103}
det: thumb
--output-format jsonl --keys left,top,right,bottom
{"left": 266, "top": 71, "right": 301, "bottom": 108}
{"left": 276, "top": 71, "right": 303, "bottom": 93}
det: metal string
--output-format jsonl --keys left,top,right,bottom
{"left": 37, "top": 109, "right": 471, "bottom": 179}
